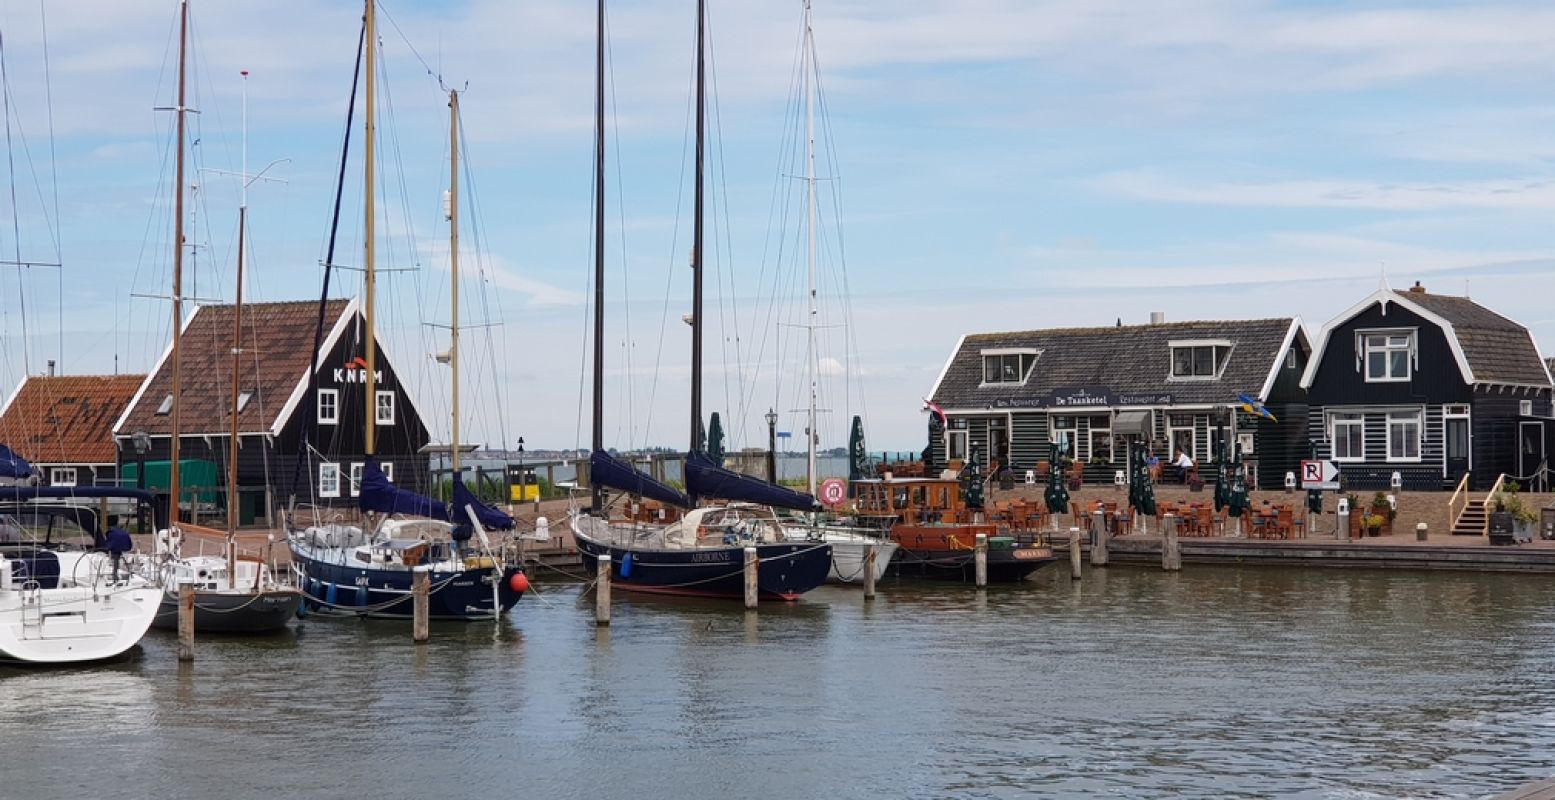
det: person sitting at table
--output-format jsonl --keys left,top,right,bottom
{"left": 1173, "top": 450, "right": 1195, "bottom": 482}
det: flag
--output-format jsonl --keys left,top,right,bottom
{"left": 1236, "top": 392, "right": 1276, "bottom": 422}
{"left": 923, "top": 398, "right": 947, "bottom": 426}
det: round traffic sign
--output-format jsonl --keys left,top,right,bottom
{"left": 819, "top": 478, "right": 847, "bottom": 507}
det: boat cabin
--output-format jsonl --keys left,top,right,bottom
{"left": 664, "top": 504, "right": 786, "bottom": 549}
{"left": 853, "top": 477, "right": 964, "bottom": 525}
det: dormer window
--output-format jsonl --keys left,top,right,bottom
{"left": 236, "top": 392, "right": 252, "bottom": 413}
{"left": 1361, "top": 330, "right": 1414, "bottom": 382}
{"left": 980, "top": 348, "right": 1040, "bottom": 385}
{"left": 155, "top": 394, "right": 174, "bottom": 415}
{"left": 1168, "top": 340, "right": 1232, "bottom": 379}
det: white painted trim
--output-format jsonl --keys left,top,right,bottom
{"left": 269, "top": 295, "right": 359, "bottom": 437}
{"left": 1441, "top": 405, "right": 1471, "bottom": 478}
{"left": 926, "top": 333, "right": 966, "bottom": 405}
{"left": 1300, "top": 288, "right": 1474, "bottom": 389}
{"left": 0, "top": 374, "right": 27, "bottom": 419}
{"left": 316, "top": 388, "right": 340, "bottom": 425}
{"left": 1257, "top": 319, "right": 1304, "bottom": 402}
{"left": 1166, "top": 338, "right": 1232, "bottom": 348}
{"left": 978, "top": 346, "right": 1040, "bottom": 357}
{"left": 1384, "top": 409, "right": 1425, "bottom": 463}
{"left": 111, "top": 310, "right": 193, "bottom": 435}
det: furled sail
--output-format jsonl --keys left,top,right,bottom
{"left": 453, "top": 479, "right": 514, "bottom": 530}
{"left": 589, "top": 450, "right": 690, "bottom": 508}
{"left": 684, "top": 451, "right": 820, "bottom": 512}
{"left": 0, "top": 443, "right": 34, "bottom": 482}
{"left": 358, "top": 460, "right": 449, "bottom": 519}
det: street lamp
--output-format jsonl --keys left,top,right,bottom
{"left": 132, "top": 431, "right": 151, "bottom": 533}
{"left": 765, "top": 408, "right": 778, "bottom": 483}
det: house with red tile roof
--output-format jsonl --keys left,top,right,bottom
{"left": 0, "top": 371, "right": 146, "bottom": 487}
{"left": 111, "top": 297, "right": 432, "bottom": 522}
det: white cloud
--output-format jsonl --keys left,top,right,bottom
{"left": 1091, "top": 171, "right": 1555, "bottom": 212}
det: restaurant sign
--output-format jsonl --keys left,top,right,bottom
{"left": 1047, "top": 386, "right": 1114, "bottom": 407}
{"left": 986, "top": 387, "right": 1176, "bottom": 410}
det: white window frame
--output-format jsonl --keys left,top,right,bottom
{"left": 317, "top": 389, "right": 339, "bottom": 425}
{"left": 1386, "top": 411, "right": 1422, "bottom": 462}
{"left": 155, "top": 394, "right": 173, "bottom": 415}
{"left": 236, "top": 391, "right": 252, "bottom": 413}
{"left": 1520, "top": 400, "right": 1533, "bottom": 417}
{"left": 349, "top": 462, "right": 364, "bottom": 497}
{"left": 319, "top": 462, "right": 341, "bottom": 498}
{"left": 978, "top": 348, "right": 1040, "bottom": 387}
{"left": 375, "top": 390, "right": 396, "bottom": 426}
{"left": 1329, "top": 412, "right": 1365, "bottom": 462}
{"left": 1285, "top": 349, "right": 1297, "bottom": 369}
{"left": 1088, "top": 415, "right": 1112, "bottom": 463}
{"left": 1167, "top": 339, "right": 1233, "bottom": 380}
{"left": 50, "top": 467, "right": 77, "bottom": 487}
{"left": 1167, "top": 413, "right": 1195, "bottom": 463}
{"left": 946, "top": 430, "right": 968, "bottom": 461}
{"left": 381, "top": 462, "right": 394, "bottom": 482}
{"left": 1360, "top": 329, "right": 1415, "bottom": 383}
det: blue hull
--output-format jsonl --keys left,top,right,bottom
{"left": 290, "top": 551, "right": 523, "bottom": 620}
{"left": 572, "top": 534, "right": 831, "bottom": 600}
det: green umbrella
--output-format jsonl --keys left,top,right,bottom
{"left": 1045, "top": 442, "right": 1070, "bottom": 519}
{"left": 705, "top": 413, "right": 724, "bottom": 464}
{"left": 924, "top": 414, "right": 944, "bottom": 474}
{"left": 1129, "top": 442, "right": 1156, "bottom": 520}
{"left": 847, "top": 415, "right": 867, "bottom": 497}
{"left": 961, "top": 444, "right": 985, "bottom": 510}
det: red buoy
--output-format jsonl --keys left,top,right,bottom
{"left": 509, "top": 572, "right": 530, "bottom": 594}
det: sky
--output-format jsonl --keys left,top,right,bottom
{"left": 0, "top": 0, "right": 1552, "bottom": 456}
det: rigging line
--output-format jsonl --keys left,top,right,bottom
{"left": 0, "top": 30, "right": 28, "bottom": 376}
{"left": 38, "top": 0, "right": 61, "bottom": 260}
{"left": 703, "top": 7, "right": 748, "bottom": 451}
{"left": 814, "top": 68, "right": 869, "bottom": 441}
{"left": 376, "top": 1, "right": 443, "bottom": 87}
{"left": 605, "top": 12, "right": 638, "bottom": 450}
{"left": 458, "top": 110, "right": 510, "bottom": 452}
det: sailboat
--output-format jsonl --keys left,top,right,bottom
{"left": 773, "top": 1, "right": 897, "bottom": 584}
{"left": 147, "top": 66, "right": 302, "bottom": 634}
{"left": 287, "top": 1, "right": 525, "bottom": 620}
{"left": 568, "top": 0, "right": 833, "bottom": 601}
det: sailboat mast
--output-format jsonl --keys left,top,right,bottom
{"left": 448, "top": 89, "right": 461, "bottom": 483}
{"left": 363, "top": 0, "right": 378, "bottom": 457}
{"left": 803, "top": 0, "right": 818, "bottom": 497}
{"left": 169, "top": 0, "right": 189, "bottom": 527}
{"left": 590, "top": 0, "right": 605, "bottom": 514}
{"left": 690, "top": 0, "right": 706, "bottom": 484}
{"left": 227, "top": 69, "right": 249, "bottom": 588}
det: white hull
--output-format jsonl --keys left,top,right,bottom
{"left": 0, "top": 551, "right": 161, "bottom": 664}
{"left": 822, "top": 538, "right": 897, "bottom": 584}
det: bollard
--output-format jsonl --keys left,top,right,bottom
{"left": 863, "top": 543, "right": 877, "bottom": 600}
{"left": 1090, "top": 511, "right": 1109, "bottom": 566}
{"left": 743, "top": 547, "right": 759, "bottom": 609}
{"left": 974, "top": 533, "right": 988, "bottom": 587}
{"left": 177, "top": 580, "right": 195, "bottom": 662}
{"left": 1069, "top": 526, "right": 1082, "bottom": 580}
{"left": 1162, "top": 514, "right": 1181, "bottom": 571}
{"left": 412, "top": 567, "right": 430, "bottom": 644}
{"left": 596, "top": 554, "right": 612, "bottom": 626}
{"left": 1416, "top": 522, "right": 1428, "bottom": 542}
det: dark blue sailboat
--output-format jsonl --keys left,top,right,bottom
{"left": 567, "top": 0, "right": 829, "bottom": 601}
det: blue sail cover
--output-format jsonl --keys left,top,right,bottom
{"left": 590, "top": 450, "right": 690, "bottom": 508}
{"left": 453, "top": 479, "right": 514, "bottom": 530}
{"left": 685, "top": 451, "right": 821, "bottom": 512}
{"left": 0, "top": 443, "right": 33, "bottom": 480}
{"left": 358, "top": 460, "right": 449, "bottom": 519}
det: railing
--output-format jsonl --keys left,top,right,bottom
{"left": 1446, "top": 471, "right": 1471, "bottom": 533}
{"left": 1481, "top": 472, "right": 1508, "bottom": 536}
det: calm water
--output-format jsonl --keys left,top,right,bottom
{"left": 5, "top": 566, "right": 1555, "bottom": 799}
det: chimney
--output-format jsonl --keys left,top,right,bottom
{"left": 1408, "top": 281, "right": 1426, "bottom": 294}
{"left": 1149, "top": 311, "right": 1165, "bottom": 325}
{"left": 46, "top": 359, "right": 55, "bottom": 377}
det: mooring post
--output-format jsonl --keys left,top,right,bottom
{"left": 177, "top": 579, "right": 195, "bottom": 662}
{"left": 1090, "top": 510, "right": 1109, "bottom": 566}
{"left": 412, "top": 566, "right": 430, "bottom": 644}
{"left": 1069, "top": 526, "right": 1082, "bottom": 580}
{"left": 743, "top": 546, "right": 759, "bottom": 609}
{"left": 1162, "top": 513, "right": 1182, "bottom": 571}
{"left": 1416, "top": 522, "right": 1428, "bottom": 542}
{"left": 863, "top": 542, "right": 877, "bottom": 600}
{"left": 596, "top": 553, "right": 612, "bottom": 626}
{"left": 974, "top": 533, "right": 988, "bottom": 587}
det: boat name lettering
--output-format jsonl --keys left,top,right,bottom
{"left": 354, "top": 577, "right": 370, "bottom": 586}
{"left": 691, "top": 552, "right": 732, "bottom": 563}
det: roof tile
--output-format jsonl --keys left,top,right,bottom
{"left": 0, "top": 374, "right": 145, "bottom": 464}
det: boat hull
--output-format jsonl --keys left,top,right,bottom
{"left": 572, "top": 528, "right": 832, "bottom": 601}
{"left": 890, "top": 524, "right": 1056, "bottom": 582}
{"left": 151, "top": 588, "right": 303, "bottom": 634}
{"left": 824, "top": 538, "right": 898, "bottom": 584}
{"left": 0, "top": 552, "right": 161, "bottom": 664}
{"left": 289, "top": 548, "right": 523, "bottom": 620}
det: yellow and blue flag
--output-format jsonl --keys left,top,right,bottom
{"left": 1236, "top": 392, "right": 1276, "bottom": 422}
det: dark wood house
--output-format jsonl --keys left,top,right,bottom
{"left": 1300, "top": 282, "right": 1553, "bottom": 491}
{"left": 111, "top": 298, "right": 433, "bottom": 523}
{"left": 927, "top": 316, "right": 1310, "bottom": 488}
{"left": 0, "top": 372, "right": 145, "bottom": 487}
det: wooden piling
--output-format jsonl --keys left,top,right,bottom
{"left": 412, "top": 567, "right": 430, "bottom": 643}
{"left": 974, "top": 533, "right": 988, "bottom": 587}
{"left": 863, "top": 543, "right": 877, "bottom": 600}
{"left": 743, "top": 546, "right": 759, "bottom": 609}
{"left": 176, "top": 580, "right": 195, "bottom": 662}
{"left": 1069, "top": 527, "right": 1082, "bottom": 580}
{"left": 595, "top": 553, "right": 611, "bottom": 626}
{"left": 1162, "top": 514, "right": 1181, "bottom": 571}
{"left": 1090, "top": 510, "right": 1109, "bottom": 566}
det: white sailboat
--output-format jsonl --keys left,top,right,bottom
{"left": 777, "top": 0, "right": 896, "bottom": 583}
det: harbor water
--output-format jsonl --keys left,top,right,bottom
{"left": 5, "top": 565, "right": 1555, "bottom": 798}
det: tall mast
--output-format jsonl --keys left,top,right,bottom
{"left": 803, "top": 0, "right": 818, "bottom": 497}
{"left": 689, "top": 0, "right": 706, "bottom": 497}
{"left": 590, "top": 0, "right": 605, "bottom": 514}
{"left": 227, "top": 68, "right": 250, "bottom": 588}
{"left": 363, "top": 0, "right": 378, "bottom": 457}
{"left": 448, "top": 89, "right": 461, "bottom": 483}
{"left": 169, "top": 0, "right": 189, "bottom": 528}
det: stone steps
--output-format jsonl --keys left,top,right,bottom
{"left": 1452, "top": 500, "right": 1487, "bottom": 536}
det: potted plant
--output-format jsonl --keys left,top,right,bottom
{"left": 1344, "top": 492, "right": 1363, "bottom": 539}
{"left": 1491, "top": 482, "right": 1538, "bottom": 541}
{"left": 1363, "top": 513, "right": 1386, "bottom": 536}
{"left": 1369, "top": 491, "right": 1396, "bottom": 537}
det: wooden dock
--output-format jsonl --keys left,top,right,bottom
{"left": 1095, "top": 533, "right": 1555, "bottom": 572}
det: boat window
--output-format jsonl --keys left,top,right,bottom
{"left": 892, "top": 487, "right": 908, "bottom": 510}
{"left": 911, "top": 486, "right": 927, "bottom": 507}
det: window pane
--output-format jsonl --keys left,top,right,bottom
{"left": 1173, "top": 348, "right": 1192, "bottom": 376}
{"left": 1002, "top": 355, "right": 1019, "bottom": 381}
{"left": 984, "top": 357, "right": 997, "bottom": 383}
{"left": 1367, "top": 351, "right": 1386, "bottom": 379}
{"left": 1389, "top": 350, "right": 1409, "bottom": 378}
{"left": 1193, "top": 347, "right": 1214, "bottom": 376}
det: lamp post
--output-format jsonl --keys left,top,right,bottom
{"left": 765, "top": 408, "right": 778, "bottom": 483}
{"left": 132, "top": 431, "right": 151, "bottom": 533}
